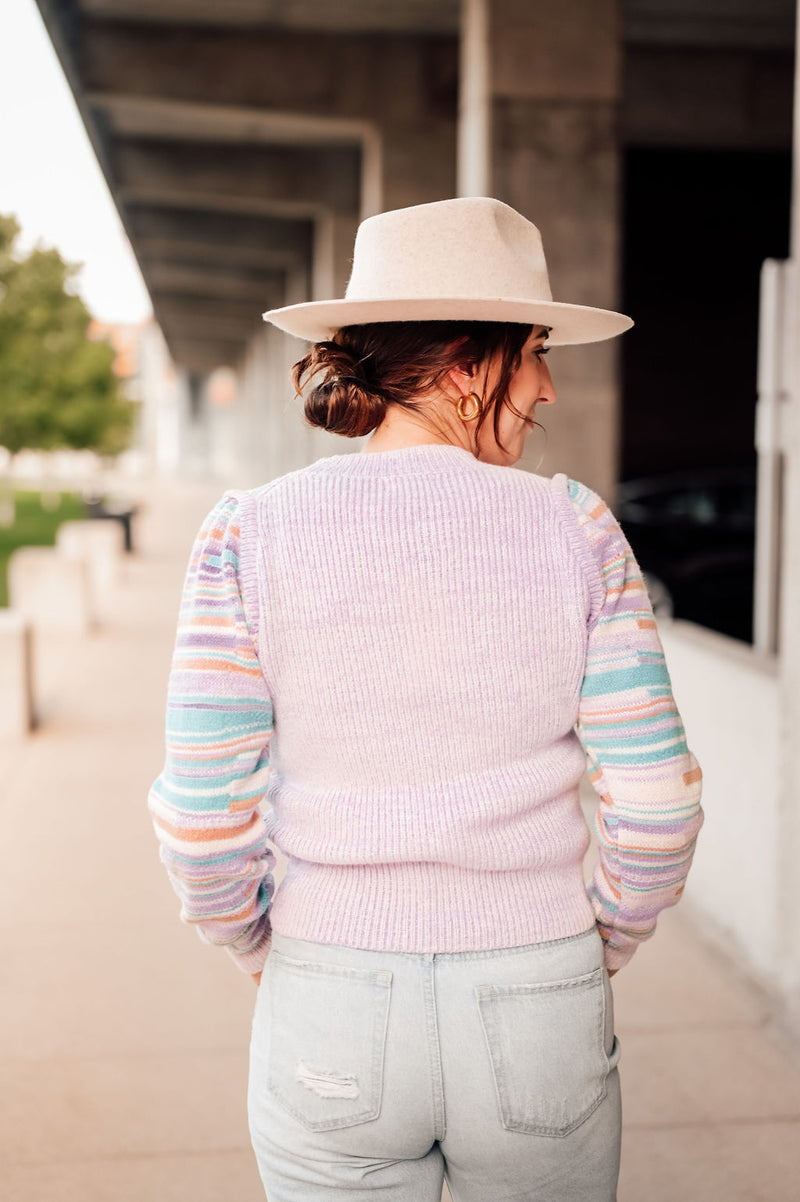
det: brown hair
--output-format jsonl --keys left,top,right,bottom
{"left": 291, "top": 320, "right": 537, "bottom": 456}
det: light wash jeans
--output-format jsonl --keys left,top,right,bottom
{"left": 248, "top": 925, "right": 622, "bottom": 1201}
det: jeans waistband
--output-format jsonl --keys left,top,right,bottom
{"left": 270, "top": 924, "right": 601, "bottom": 965}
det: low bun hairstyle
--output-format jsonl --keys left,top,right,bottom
{"left": 292, "top": 338, "right": 388, "bottom": 439}
{"left": 291, "top": 320, "right": 535, "bottom": 450}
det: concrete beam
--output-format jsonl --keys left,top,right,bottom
{"left": 82, "top": 22, "right": 458, "bottom": 133}
{"left": 165, "top": 336, "right": 250, "bottom": 372}
{"left": 46, "top": 5, "right": 458, "bottom": 405}
{"left": 142, "top": 262, "right": 283, "bottom": 303}
{"left": 151, "top": 302, "right": 266, "bottom": 343}
{"left": 128, "top": 208, "right": 312, "bottom": 367}
{"left": 87, "top": 93, "right": 383, "bottom": 217}
{"left": 623, "top": 44, "right": 794, "bottom": 150}
{"left": 120, "top": 187, "right": 328, "bottom": 222}
{"left": 127, "top": 208, "right": 313, "bottom": 272}
{"left": 625, "top": 0, "right": 795, "bottom": 51}
{"left": 115, "top": 138, "right": 361, "bottom": 215}
{"left": 87, "top": 91, "right": 378, "bottom": 149}
{"left": 32, "top": 3, "right": 316, "bottom": 377}
{"left": 154, "top": 309, "right": 277, "bottom": 374}
{"left": 148, "top": 291, "right": 278, "bottom": 322}
{"left": 135, "top": 235, "right": 305, "bottom": 274}
{"left": 143, "top": 259, "right": 285, "bottom": 366}
{"left": 155, "top": 313, "right": 259, "bottom": 345}
{"left": 76, "top": 18, "right": 456, "bottom": 277}
{"left": 78, "top": 0, "right": 460, "bottom": 35}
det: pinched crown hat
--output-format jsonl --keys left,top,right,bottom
{"left": 262, "top": 196, "right": 633, "bottom": 346}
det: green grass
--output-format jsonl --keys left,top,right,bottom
{"left": 0, "top": 488, "right": 87, "bottom": 607}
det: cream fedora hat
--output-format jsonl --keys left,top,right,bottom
{"left": 262, "top": 196, "right": 632, "bottom": 346}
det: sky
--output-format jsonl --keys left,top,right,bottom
{"left": 1, "top": 0, "right": 152, "bottom": 324}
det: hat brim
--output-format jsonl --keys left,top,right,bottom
{"left": 261, "top": 297, "right": 633, "bottom": 345}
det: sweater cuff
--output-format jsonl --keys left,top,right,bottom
{"left": 225, "top": 925, "right": 273, "bottom": 975}
{"left": 603, "top": 940, "right": 636, "bottom": 973}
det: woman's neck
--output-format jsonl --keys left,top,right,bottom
{"left": 360, "top": 404, "right": 472, "bottom": 455}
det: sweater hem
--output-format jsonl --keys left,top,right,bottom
{"left": 267, "top": 861, "right": 598, "bottom": 955}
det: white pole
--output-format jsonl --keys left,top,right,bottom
{"left": 753, "top": 259, "right": 787, "bottom": 654}
{"left": 793, "top": 1, "right": 800, "bottom": 261}
{"left": 457, "top": 0, "right": 490, "bottom": 197}
{"left": 774, "top": 0, "right": 800, "bottom": 1022}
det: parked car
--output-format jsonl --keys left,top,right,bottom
{"left": 615, "top": 465, "right": 756, "bottom": 643}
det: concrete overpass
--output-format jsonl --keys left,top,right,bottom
{"left": 35, "top": 0, "right": 794, "bottom": 493}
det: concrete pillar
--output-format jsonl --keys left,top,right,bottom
{"left": 138, "top": 321, "right": 183, "bottom": 478}
{"left": 0, "top": 610, "right": 34, "bottom": 738}
{"left": 55, "top": 520, "right": 125, "bottom": 620}
{"left": 459, "top": 0, "right": 623, "bottom": 500}
{"left": 233, "top": 210, "right": 361, "bottom": 488}
{"left": 8, "top": 548, "right": 92, "bottom": 634}
{"left": 183, "top": 371, "right": 211, "bottom": 477}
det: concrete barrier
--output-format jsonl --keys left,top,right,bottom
{"left": 0, "top": 609, "right": 34, "bottom": 737}
{"left": 56, "top": 519, "right": 124, "bottom": 616}
{"left": 7, "top": 547, "right": 92, "bottom": 634}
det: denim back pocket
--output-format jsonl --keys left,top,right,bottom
{"left": 266, "top": 950, "right": 393, "bottom": 1132}
{"left": 475, "top": 965, "right": 609, "bottom": 1137}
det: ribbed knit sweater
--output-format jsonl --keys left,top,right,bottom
{"left": 148, "top": 443, "right": 704, "bottom": 974}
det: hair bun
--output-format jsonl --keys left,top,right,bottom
{"left": 323, "top": 374, "right": 370, "bottom": 391}
{"left": 296, "top": 356, "right": 387, "bottom": 438}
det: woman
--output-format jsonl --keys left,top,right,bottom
{"left": 148, "top": 197, "right": 704, "bottom": 1201}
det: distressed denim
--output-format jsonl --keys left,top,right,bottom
{"left": 248, "top": 925, "right": 621, "bottom": 1201}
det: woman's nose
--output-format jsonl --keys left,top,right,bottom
{"left": 538, "top": 362, "right": 557, "bottom": 405}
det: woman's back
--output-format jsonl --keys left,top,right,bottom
{"left": 151, "top": 440, "right": 701, "bottom": 967}
{"left": 248, "top": 444, "right": 595, "bottom": 951}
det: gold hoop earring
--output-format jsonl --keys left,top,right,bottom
{"left": 457, "top": 392, "right": 482, "bottom": 422}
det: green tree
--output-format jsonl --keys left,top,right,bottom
{"left": 0, "top": 214, "right": 135, "bottom": 456}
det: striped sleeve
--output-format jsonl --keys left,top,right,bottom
{"left": 147, "top": 491, "right": 276, "bottom": 975}
{"left": 566, "top": 478, "right": 705, "bottom": 972}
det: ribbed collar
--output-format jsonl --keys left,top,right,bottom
{"left": 310, "top": 443, "right": 482, "bottom": 475}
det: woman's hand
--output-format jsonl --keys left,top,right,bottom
{"left": 252, "top": 971, "right": 262, "bottom": 987}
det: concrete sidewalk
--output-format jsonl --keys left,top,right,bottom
{"left": 1, "top": 478, "right": 798, "bottom": 1202}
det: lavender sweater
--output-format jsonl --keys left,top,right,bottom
{"left": 149, "top": 443, "right": 704, "bottom": 974}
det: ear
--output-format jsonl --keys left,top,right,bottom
{"left": 441, "top": 338, "right": 482, "bottom": 397}
{"left": 443, "top": 363, "right": 478, "bottom": 397}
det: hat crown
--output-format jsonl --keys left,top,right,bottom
{"left": 344, "top": 197, "right": 553, "bottom": 305}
